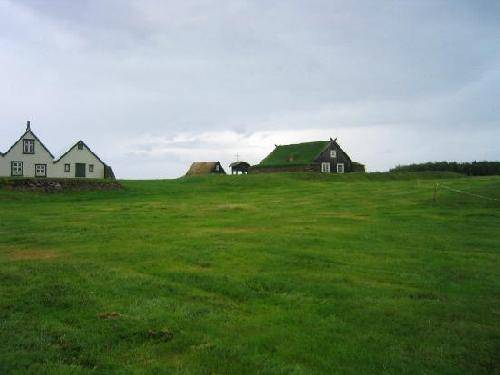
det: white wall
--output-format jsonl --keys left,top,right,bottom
{"left": 53, "top": 143, "right": 105, "bottom": 179}
{"left": 0, "top": 131, "right": 106, "bottom": 179}
{"left": 0, "top": 130, "right": 54, "bottom": 178}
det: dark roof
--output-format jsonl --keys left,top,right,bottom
{"left": 229, "top": 161, "right": 250, "bottom": 168}
{"left": 258, "top": 141, "right": 330, "bottom": 167}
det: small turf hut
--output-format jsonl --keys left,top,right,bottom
{"left": 229, "top": 161, "right": 250, "bottom": 174}
{"left": 252, "top": 138, "right": 364, "bottom": 173}
{"left": 185, "top": 162, "right": 226, "bottom": 176}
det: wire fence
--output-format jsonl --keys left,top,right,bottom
{"left": 438, "top": 184, "right": 500, "bottom": 202}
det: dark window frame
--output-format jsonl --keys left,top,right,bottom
{"left": 64, "top": 163, "right": 71, "bottom": 172}
{"left": 23, "top": 139, "right": 35, "bottom": 154}
{"left": 11, "top": 161, "right": 23, "bottom": 176}
{"left": 35, "top": 163, "right": 47, "bottom": 178}
{"left": 89, "top": 164, "right": 94, "bottom": 173}
{"left": 77, "top": 142, "right": 84, "bottom": 150}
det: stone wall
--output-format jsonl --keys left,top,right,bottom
{"left": 0, "top": 178, "right": 123, "bottom": 192}
{"left": 250, "top": 164, "right": 320, "bottom": 173}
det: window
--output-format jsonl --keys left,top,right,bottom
{"left": 330, "top": 150, "right": 337, "bottom": 158}
{"left": 64, "top": 164, "right": 70, "bottom": 172}
{"left": 35, "top": 164, "right": 47, "bottom": 177}
{"left": 77, "top": 142, "right": 84, "bottom": 150}
{"left": 11, "top": 161, "right": 23, "bottom": 176}
{"left": 23, "top": 139, "right": 35, "bottom": 154}
{"left": 321, "top": 162, "right": 331, "bottom": 173}
{"left": 215, "top": 164, "right": 219, "bottom": 172}
{"left": 89, "top": 164, "right": 94, "bottom": 173}
{"left": 337, "top": 163, "right": 345, "bottom": 173}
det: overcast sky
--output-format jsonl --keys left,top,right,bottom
{"left": 0, "top": 0, "right": 499, "bottom": 178}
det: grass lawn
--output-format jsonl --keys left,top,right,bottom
{"left": 0, "top": 172, "right": 499, "bottom": 373}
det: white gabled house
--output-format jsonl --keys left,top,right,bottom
{"left": 0, "top": 121, "right": 115, "bottom": 179}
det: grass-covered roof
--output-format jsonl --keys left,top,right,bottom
{"left": 185, "top": 162, "right": 225, "bottom": 176}
{"left": 258, "top": 141, "right": 329, "bottom": 166}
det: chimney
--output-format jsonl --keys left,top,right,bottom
{"left": 26, "top": 120, "right": 31, "bottom": 131}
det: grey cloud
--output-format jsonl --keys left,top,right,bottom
{"left": 1, "top": 0, "right": 499, "bottom": 178}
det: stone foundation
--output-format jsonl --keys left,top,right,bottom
{"left": 0, "top": 178, "right": 123, "bottom": 192}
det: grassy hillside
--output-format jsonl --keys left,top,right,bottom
{"left": 0, "top": 172, "right": 499, "bottom": 373}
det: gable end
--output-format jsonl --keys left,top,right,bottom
{"left": 54, "top": 140, "right": 106, "bottom": 166}
{"left": 2, "top": 129, "right": 55, "bottom": 159}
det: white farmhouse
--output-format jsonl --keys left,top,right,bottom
{"left": 0, "top": 121, "right": 114, "bottom": 179}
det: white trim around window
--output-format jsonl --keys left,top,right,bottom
{"left": 23, "top": 139, "right": 35, "bottom": 154}
{"left": 337, "top": 163, "right": 345, "bottom": 173}
{"left": 35, "top": 164, "right": 47, "bottom": 177}
{"left": 11, "top": 161, "right": 23, "bottom": 176}
{"left": 321, "top": 162, "right": 331, "bottom": 173}
{"left": 330, "top": 150, "right": 337, "bottom": 158}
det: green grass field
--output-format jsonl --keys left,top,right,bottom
{"left": 0, "top": 172, "right": 499, "bottom": 373}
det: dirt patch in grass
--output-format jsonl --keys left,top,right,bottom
{"left": 7, "top": 249, "right": 60, "bottom": 261}
{"left": 213, "top": 203, "right": 255, "bottom": 211}
{"left": 148, "top": 329, "right": 174, "bottom": 342}
{"left": 318, "top": 211, "right": 370, "bottom": 220}
{"left": 98, "top": 311, "right": 122, "bottom": 320}
{"left": 219, "top": 227, "right": 263, "bottom": 234}
{"left": 199, "top": 227, "right": 265, "bottom": 235}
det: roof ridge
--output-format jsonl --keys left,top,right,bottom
{"left": 53, "top": 140, "right": 107, "bottom": 165}
{"left": 313, "top": 139, "right": 335, "bottom": 160}
{"left": 2, "top": 127, "right": 55, "bottom": 159}
{"left": 277, "top": 140, "right": 329, "bottom": 147}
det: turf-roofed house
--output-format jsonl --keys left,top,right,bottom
{"left": 253, "top": 138, "right": 365, "bottom": 173}
{"left": 0, "top": 121, "right": 115, "bottom": 179}
{"left": 185, "top": 162, "right": 226, "bottom": 176}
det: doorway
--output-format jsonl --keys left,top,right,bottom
{"left": 75, "top": 163, "right": 86, "bottom": 178}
